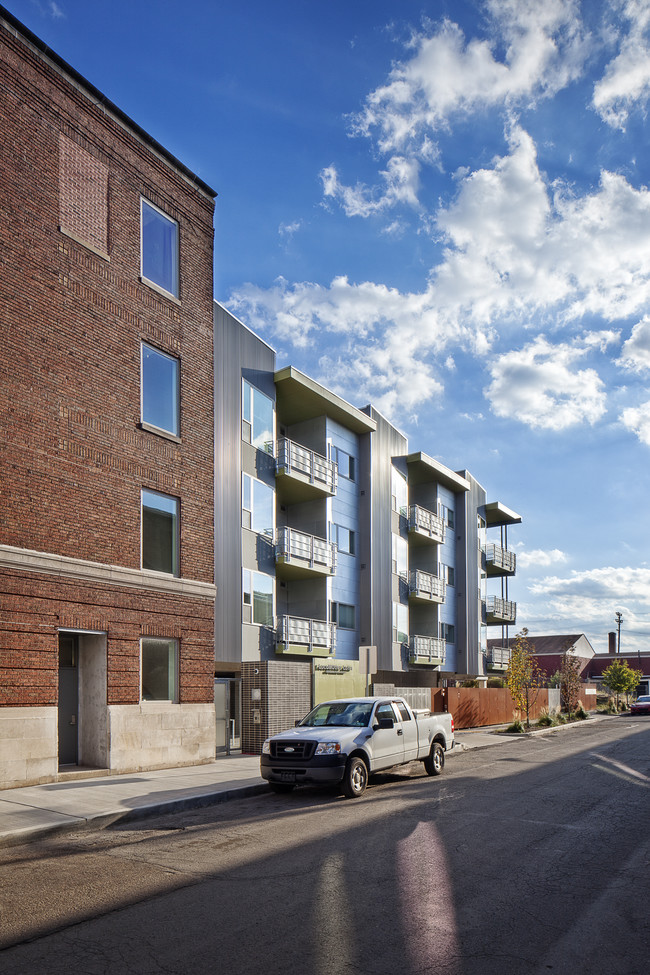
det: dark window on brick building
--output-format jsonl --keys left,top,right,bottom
{"left": 141, "top": 638, "right": 178, "bottom": 701}
{"left": 142, "top": 489, "right": 179, "bottom": 575}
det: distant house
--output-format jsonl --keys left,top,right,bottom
{"left": 488, "top": 633, "right": 595, "bottom": 681}
{"left": 584, "top": 652, "right": 650, "bottom": 696}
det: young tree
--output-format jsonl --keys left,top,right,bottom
{"left": 505, "top": 629, "right": 544, "bottom": 728}
{"left": 558, "top": 651, "right": 582, "bottom": 720}
{"left": 601, "top": 660, "right": 642, "bottom": 708}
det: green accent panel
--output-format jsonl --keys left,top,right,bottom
{"left": 313, "top": 660, "right": 368, "bottom": 704}
{"left": 408, "top": 652, "right": 444, "bottom": 666}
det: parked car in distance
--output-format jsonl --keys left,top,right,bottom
{"left": 630, "top": 695, "right": 650, "bottom": 715}
{"left": 260, "top": 696, "right": 454, "bottom": 798}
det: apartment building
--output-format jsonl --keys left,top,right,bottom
{"left": 0, "top": 9, "right": 217, "bottom": 788}
{"left": 213, "top": 304, "right": 520, "bottom": 751}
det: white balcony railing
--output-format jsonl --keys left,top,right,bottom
{"left": 487, "top": 646, "right": 510, "bottom": 669}
{"left": 276, "top": 615, "right": 336, "bottom": 655}
{"left": 409, "top": 568, "right": 446, "bottom": 603}
{"left": 486, "top": 596, "right": 517, "bottom": 623}
{"left": 485, "top": 544, "right": 516, "bottom": 574}
{"left": 408, "top": 504, "right": 445, "bottom": 543}
{"left": 276, "top": 438, "right": 337, "bottom": 495}
{"left": 409, "top": 634, "right": 446, "bottom": 666}
{"left": 275, "top": 527, "right": 336, "bottom": 575}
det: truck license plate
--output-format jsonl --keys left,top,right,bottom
{"left": 279, "top": 772, "right": 296, "bottom": 782}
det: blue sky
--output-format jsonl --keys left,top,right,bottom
{"left": 9, "top": 0, "right": 650, "bottom": 654}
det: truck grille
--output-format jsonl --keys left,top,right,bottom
{"left": 270, "top": 740, "right": 317, "bottom": 760}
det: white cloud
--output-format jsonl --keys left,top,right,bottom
{"left": 485, "top": 335, "right": 607, "bottom": 430}
{"left": 621, "top": 399, "right": 650, "bottom": 445}
{"left": 593, "top": 0, "right": 650, "bottom": 128}
{"left": 524, "top": 564, "right": 650, "bottom": 651}
{"left": 279, "top": 221, "right": 302, "bottom": 240}
{"left": 515, "top": 547, "right": 568, "bottom": 568}
{"left": 618, "top": 316, "right": 650, "bottom": 372}
{"left": 232, "top": 122, "right": 650, "bottom": 426}
{"left": 352, "top": 0, "right": 588, "bottom": 156}
{"left": 320, "top": 157, "right": 421, "bottom": 218}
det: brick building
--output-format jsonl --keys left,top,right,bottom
{"left": 0, "top": 8, "right": 217, "bottom": 788}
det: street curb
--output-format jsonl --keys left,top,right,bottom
{"left": 0, "top": 783, "right": 269, "bottom": 850}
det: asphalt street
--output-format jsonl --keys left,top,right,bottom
{"left": 0, "top": 717, "right": 648, "bottom": 975}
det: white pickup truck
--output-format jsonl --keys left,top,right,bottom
{"left": 260, "top": 696, "right": 454, "bottom": 798}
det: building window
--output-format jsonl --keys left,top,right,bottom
{"left": 440, "top": 563, "right": 455, "bottom": 587}
{"left": 242, "top": 474, "right": 274, "bottom": 537}
{"left": 393, "top": 602, "right": 409, "bottom": 644}
{"left": 331, "top": 523, "right": 356, "bottom": 556}
{"left": 391, "top": 466, "right": 408, "bottom": 514}
{"left": 441, "top": 504, "right": 455, "bottom": 529}
{"left": 243, "top": 569, "right": 274, "bottom": 625}
{"left": 141, "top": 343, "right": 179, "bottom": 436}
{"left": 331, "top": 602, "right": 355, "bottom": 629}
{"left": 142, "top": 489, "right": 179, "bottom": 575}
{"left": 141, "top": 638, "right": 178, "bottom": 701}
{"left": 441, "top": 623, "right": 456, "bottom": 644}
{"left": 331, "top": 446, "right": 355, "bottom": 481}
{"left": 141, "top": 199, "right": 179, "bottom": 298}
{"left": 392, "top": 533, "right": 408, "bottom": 579}
{"left": 242, "top": 380, "right": 274, "bottom": 452}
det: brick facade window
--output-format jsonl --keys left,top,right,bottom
{"left": 141, "top": 489, "right": 179, "bottom": 575}
{"left": 141, "top": 342, "right": 180, "bottom": 437}
{"left": 141, "top": 198, "right": 179, "bottom": 298}
{"left": 141, "top": 638, "right": 178, "bottom": 701}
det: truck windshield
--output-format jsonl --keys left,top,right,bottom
{"left": 299, "top": 702, "right": 373, "bottom": 728}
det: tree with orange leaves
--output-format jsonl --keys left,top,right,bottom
{"left": 505, "top": 628, "right": 544, "bottom": 728}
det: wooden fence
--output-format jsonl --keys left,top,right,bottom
{"left": 431, "top": 685, "right": 597, "bottom": 729}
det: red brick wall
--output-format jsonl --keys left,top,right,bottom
{"left": 0, "top": 568, "right": 214, "bottom": 706}
{"left": 0, "top": 19, "right": 215, "bottom": 707}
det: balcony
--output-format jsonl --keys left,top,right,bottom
{"left": 408, "top": 634, "right": 446, "bottom": 666}
{"left": 486, "top": 596, "right": 517, "bottom": 624}
{"left": 485, "top": 544, "right": 516, "bottom": 577}
{"left": 275, "top": 527, "right": 337, "bottom": 579}
{"left": 408, "top": 568, "right": 446, "bottom": 604}
{"left": 275, "top": 438, "right": 337, "bottom": 503}
{"left": 408, "top": 504, "right": 445, "bottom": 544}
{"left": 487, "top": 646, "right": 510, "bottom": 671}
{"left": 276, "top": 615, "right": 336, "bottom": 657}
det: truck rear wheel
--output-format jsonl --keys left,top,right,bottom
{"left": 342, "top": 756, "right": 368, "bottom": 798}
{"left": 424, "top": 742, "right": 444, "bottom": 776}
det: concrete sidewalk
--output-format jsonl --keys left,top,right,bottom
{"left": 0, "top": 730, "right": 514, "bottom": 848}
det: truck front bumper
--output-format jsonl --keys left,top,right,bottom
{"left": 260, "top": 753, "right": 347, "bottom": 787}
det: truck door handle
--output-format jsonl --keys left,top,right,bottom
{"left": 397, "top": 728, "right": 403, "bottom": 736}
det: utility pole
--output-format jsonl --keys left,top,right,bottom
{"left": 615, "top": 611, "right": 623, "bottom": 654}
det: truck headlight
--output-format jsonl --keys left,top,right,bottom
{"left": 262, "top": 740, "right": 271, "bottom": 754}
{"left": 315, "top": 742, "right": 341, "bottom": 755}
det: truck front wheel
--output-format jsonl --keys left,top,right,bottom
{"left": 424, "top": 742, "right": 445, "bottom": 776}
{"left": 342, "top": 756, "right": 368, "bottom": 798}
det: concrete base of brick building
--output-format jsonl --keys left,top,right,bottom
{"left": 0, "top": 703, "right": 216, "bottom": 790}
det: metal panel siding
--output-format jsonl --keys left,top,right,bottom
{"left": 213, "top": 303, "right": 276, "bottom": 665}
{"left": 365, "top": 409, "right": 408, "bottom": 671}
{"left": 456, "top": 473, "right": 485, "bottom": 675}
{"left": 327, "top": 418, "right": 360, "bottom": 661}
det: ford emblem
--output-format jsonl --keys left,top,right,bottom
{"left": 285, "top": 746, "right": 295, "bottom": 753}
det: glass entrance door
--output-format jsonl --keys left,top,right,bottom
{"left": 214, "top": 678, "right": 242, "bottom": 755}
